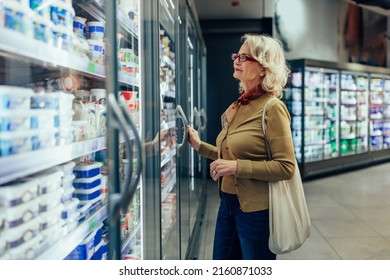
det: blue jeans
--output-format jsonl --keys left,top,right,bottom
{"left": 212, "top": 191, "right": 276, "bottom": 260}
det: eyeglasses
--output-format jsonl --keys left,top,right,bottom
{"left": 231, "top": 53, "right": 257, "bottom": 62}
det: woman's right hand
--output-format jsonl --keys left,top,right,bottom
{"left": 187, "top": 125, "right": 201, "bottom": 151}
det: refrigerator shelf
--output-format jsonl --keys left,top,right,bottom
{"left": 0, "top": 136, "right": 106, "bottom": 185}
{"left": 162, "top": 176, "right": 176, "bottom": 202}
{"left": 121, "top": 221, "right": 141, "bottom": 257}
{"left": 35, "top": 205, "right": 107, "bottom": 260}
{"left": 0, "top": 29, "right": 139, "bottom": 88}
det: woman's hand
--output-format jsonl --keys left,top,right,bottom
{"left": 187, "top": 125, "right": 201, "bottom": 151}
{"left": 210, "top": 159, "right": 238, "bottom": 181}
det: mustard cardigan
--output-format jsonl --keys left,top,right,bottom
{"left": 198, "top": 95, "right": 295, "bottom": 212}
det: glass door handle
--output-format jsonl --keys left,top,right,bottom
{"left": 118, "top": 97, "right": 143, "bottom": 210}
{"left": 193, "top": 107, "right": 201, "bottom": 130}
{"left": 107, "top": 93, "right": 142, "bottom": 214}
{"left": 107, "top": 93, "right": 132, "bottom": 223}
{"left": 199, "top": 108, "right": 207, "bottom": 132}
{"left": 175, "top": 105, "right": 189, "bottom": 156}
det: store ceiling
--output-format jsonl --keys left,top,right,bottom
{"left": 193, "top": 0, "right": 266, "bottom": 20}
{"left": 192, "top": 0, "right": 390, "bottom": 19}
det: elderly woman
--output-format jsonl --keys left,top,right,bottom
{"left": 187, "top": 34, "right": 295, "bottom": 260}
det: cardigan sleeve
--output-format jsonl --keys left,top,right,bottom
{"left": 198, "top": 141, "right": 218, "bottom": 160}
{"left": 236, "top": 99, "right": 295, "bottom": 181}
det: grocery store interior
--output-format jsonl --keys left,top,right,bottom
{"left": 0, "top": 0, "right": 389, "bottom": 260}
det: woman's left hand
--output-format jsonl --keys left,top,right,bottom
{"left": 210, "top": 159, "right": 237, "bottom": 181}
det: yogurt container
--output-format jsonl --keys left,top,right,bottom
{"left": 28, "top": 170, "right": 63, "bottom": 195}
{"left": 90, "top": 88, "right": 106, "bottom": 103}
{"left": 39, "top": 203, "right": 63, "bottom": 231}
{"left": 73, "top": 16, "right": 87, "bottom": 38}
{"left": 29, "top": 0, "right": 50, "bottom": 19}
{"left": 74, "top": 184, "right": 102, "bottom": 201}
{"left": 86, "top": 21, "right": 105, "bottom": 40}
{"left": 0, "top": 86, "right": 33, "bottom": 110}
{"left": 87, "top": 39, "right": 104, "bottom": 63}
{"left": 61, "top": 186, "right": 75, "bottom": 203}
{"left": 74, "top": 90, "right": 90, "bottom": 103}
{"left": 2, "top": 199, "right": 39, "bottom": 229}
{"left": 52, "top": 24, "right": 74, "bottom": 50}
{"left": 49, "top": 2, "right": 75, "bottom": 30}
{"left": 0, "top": 178, "right": 39, "bottom": 207}
{"left": 6, "top": 233, "right": 42, "bottom": 260}
{"left": 32, "top": 14, "right": 51, "bottom": 43}
{"left": 61, "top": 173, "right": 75, "bottom": 189}
{"left": 3, "top": 1, "right": 29, "bottom": 34}
{"left": 73, "top": 162, "right": 102, "bottom": 178}
{"left": 0, "top": 110, "right": 31, "bottom": 132}
{"left": 38, "top": 188, "right": 63, "bottom": 213}
{"left": 61, "top": 198, "right": 80, "bottom": 221}
{"left": 73, "top": 174, "right": 102, "bottom": 190}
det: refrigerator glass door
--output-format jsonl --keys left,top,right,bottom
{"left": 114, "top": 0, "right": 143, "bottom": 260}
{"left": 340, "top": 72, "right": 369, "bottom": 156}
{"left": 0, "top": 0, "right": 112, "bottom": 260}
{"left": 159, "top": 0, "right": 180, "bottom": 260}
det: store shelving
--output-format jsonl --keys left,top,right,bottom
{"left": 36, "top": 205, "right": 107, "bottom": 260}
{"left": 0, "top": 137, "right": 105, "bottom": 185}
{"left": 285, "top": 59, "right": 390, "bottom": 179}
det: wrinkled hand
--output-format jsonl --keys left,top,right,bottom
{"left": 209, "top": 159, "right": 238, "bottom": 181}
{"left": 187, "top": 125, "right": 201, "bottom": 151}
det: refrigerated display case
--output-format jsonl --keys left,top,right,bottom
{"left": 284, "top": 59, "right": 390, "bottom": 179}
{"left": 0, "top": 0, "right": 207, "bottom": 260}
{"left": 0, "top": 0, "right": 117, "bottom": 260}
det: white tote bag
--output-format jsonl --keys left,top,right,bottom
{"left": 262, "top": 98, "right": 311, "bottom": 255}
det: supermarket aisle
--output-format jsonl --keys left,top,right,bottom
{"left": 198, "top": 162, "right": 390, "bottom": 260}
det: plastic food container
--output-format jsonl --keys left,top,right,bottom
{"left": 31, "top": 129, "right": 60, "bottom": 151}
{"left": 38, "top": 188, "right": 63, "bottom": 213}
{"left": 32, "top": 14, "right": 51, "bottom": 43}
{"left": 31, "top": 92, "right": 60, "bottom": 110}
{"left": 40, "top": 220, "right": 63, "bottom": 247}
{"left": 3, "top": 1, "right": 28, "bottom": 34}
{"left": 90, "top": 88, "right": 106, "bottom": 103}
{"left": 65, "top": 231, "right": 95, "bottom": 260}
{"left": 73, "top": 16, "right": 87, "bottom": 38}
{"left": 2, "top": 199, "right": 39, "bottom": 229}
{"left": 30, "top": 109, "right": 58, "bottom": 129}
{"left": 86, "top": 21, "right": 105, "bottom": 40}
{"left": 61, "top": 198, "right": 80, "bottom": 221}
{"left": 5, "top": 217, "right": 40, "bottom": 249}
{"left": 74, "top": 184, "right": 102, "bottom": 201}
{"left": 74, "top": 90, "right": 90, "bottom": 103}
{"left": 0, "top": 110, "right": 32, "bottom": 132}
{"left": 39, "top": 203, "right": 63, "bottom": 230}
{"left": 6, "top": 234, "right": 42, "bottom": 260}
{"left": 0, "top": 86, "right": 33, "bottom": 110}
{"left": 61, "top": 174, "right": 75, "bottom": 190}
{"left": 73, "top": 174, "right": 102, "bottom": 190}
{"left": 61, "top": 186, "right": 75, "bottom": 203}
{"left": 53, "top": 161, "right": 76, "bottom": 178}
{"left": 0, "top": 130, "right": 33, "bottom": 157}
{"left": 87, "top": 39, "right": 104, "bottom": 63}
{"left": 52, "top": 24, "right": 73, "bottom": 50}
{"left": 73, "top": 162, "right": 102, "bottom": 178}
{"left": 49, "top": 2, "right": 75, "bottom": 29}
{"left": 27, "top": 170, "right": 63, "bottom": 195}
{"left": 0, "top": 179, "right": 39, "bottom": 207}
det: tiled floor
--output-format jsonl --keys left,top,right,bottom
{"left": 198, "top": 162, "right": 390, "bottom": 260}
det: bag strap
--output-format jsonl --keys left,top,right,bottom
{"left": 262, "top": 97, "right": 276, "bottom": 160}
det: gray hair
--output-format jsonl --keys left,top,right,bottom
{"left": 241, "top": 34, "right": 290, "bottom": 98}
